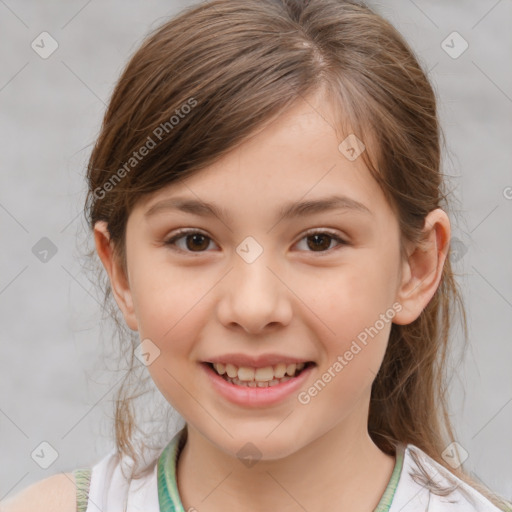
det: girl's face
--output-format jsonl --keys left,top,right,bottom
{"left": 96, "top": 93, "right": 441, "bottom": 461}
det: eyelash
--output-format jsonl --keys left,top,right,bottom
{"left": 163, "top": 228, "right": 348, "bottom": 256}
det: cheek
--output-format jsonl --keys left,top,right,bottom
{"left": 320, "top": 261, "right": 396, "bottom": 328}
{"left": 308, "top": 290, "right": 394, "bottom": 412}
{"left": 311, "top": 254, "right": 397, "bottom": 370}
{"left": 138, "top": 289, "right": 208, "bottom": 410}
{"left": 129, "top": 255, "right": 209, "bottom": 339}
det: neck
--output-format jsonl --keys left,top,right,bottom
{"left": 175, "top": 405, "right": 396, "bottom": 512}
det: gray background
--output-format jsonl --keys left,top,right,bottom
{"left": 1, "top": 0, "right": 511, "bottom": 503}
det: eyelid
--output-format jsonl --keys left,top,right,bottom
{"left": 301, "top": 227, "right": 346, "bottom": 240}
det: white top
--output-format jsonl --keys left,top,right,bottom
{"left": 80, "top": 429, "right": 510, "bottom": 512}
{"left": 84, "top": 447, "right": 160, "bottom": 512}
{"left": 388, "top": 446, "right": 508, "bottom": 511}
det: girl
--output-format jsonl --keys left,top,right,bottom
{"left": 3, "top": 0, "right": 511, "bottom": 511}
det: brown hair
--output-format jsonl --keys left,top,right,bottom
{"left": 82, "top": 0, "right": 510, "bottom": 508}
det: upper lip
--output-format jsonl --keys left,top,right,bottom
{"left": 204, "top": 353, "right": 314, "bottom": 368}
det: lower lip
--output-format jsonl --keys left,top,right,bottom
{"left": 200, "top": 362, "right": 315, "bottom": 408}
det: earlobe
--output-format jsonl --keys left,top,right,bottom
{"left": 393, "top": 208, "right": 451, "bottom": 326}
{"left": 93, "top": 221, "right": 139, "bottom": 331}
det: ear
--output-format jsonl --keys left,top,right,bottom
{"left": 393, "top": 208, "right": 451, "bottom": 325}
{"left": 93, "top": 221, "right": 138, "bottom": 331}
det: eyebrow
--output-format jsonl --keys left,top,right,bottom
{"left": 144, "top": 194, "right": 373, "bottom": 223}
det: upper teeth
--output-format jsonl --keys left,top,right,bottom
{"left": 213, "top": 362, "right": 306, "bottom": 382}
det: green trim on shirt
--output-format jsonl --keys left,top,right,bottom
{"left": 158, "top": 426, "right": 188, "bottom": 512}
{"left": 73, "top": 467, "right": 92, "bottom": 512}
{"left": 157, "top": 428, "right": 405, "bottom": 512}
{"left": 373, "top": 444, "right": 405, "bottom": 511}
{"left": 73, "top": 433, "right": 512, "bottom": 512}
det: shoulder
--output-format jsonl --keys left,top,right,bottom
{"left": 0, "top": 472, "right": 76, "bottom": 512}
{"left": 395, "top": 444, "right": 512, "bottom": 512}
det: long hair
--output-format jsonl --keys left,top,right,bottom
{"left": 82, "top": 0, "right": 510, "bottom": 508}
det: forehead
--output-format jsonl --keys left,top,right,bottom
{"left": 133, "top": 96, "right": 392, "bottom": 226}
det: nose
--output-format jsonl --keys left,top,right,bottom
{"left": 216, "top": 250, "right": 293, "bottom": 334}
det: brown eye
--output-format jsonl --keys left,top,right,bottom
{"left": 306, "top": 233, "right": 332, "bottom": 251}
{"left": 296, "top": 230, "right": 347, "bottom": 254}
{"left": 184, "top": 233, "right": 210, "bottom": 251}
{"left": 164, "top": 229, "right": 347, "bottom": 256}
{"left": 164, "top": 230, "right": 215, "bottom": 253}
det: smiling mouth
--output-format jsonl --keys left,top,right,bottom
{"left": 204, "top": 361, "right": 316, "bottom": 387}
